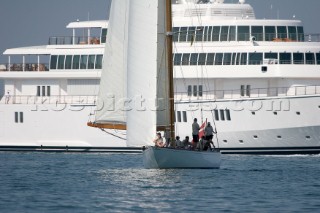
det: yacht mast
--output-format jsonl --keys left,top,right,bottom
{"left": 166, "top": 0, "right": 175, "bottom": 142}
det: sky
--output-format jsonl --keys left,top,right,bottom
{"left": 1, "top": 0, "right": 320, "bottom": 63}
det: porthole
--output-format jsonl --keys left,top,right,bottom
{"left": 277, "top": 136, "right": 282, "bottom": 139}
{"left": 253, "top": 135, "right": 258, "bottom": 139}
{"left": 296, "top": 112, "right": 301, "bottom": 115}
{"left": 239, "top": 140, "right": 244, "bottom": 143}
{"left": 251, "top": 112, "right": 256, "bottom": 115}
{"left": 306, "top": 136, "right": 311, "bottom": 140}
{"left": 223, "top": 140, "right": 228, "bottom": 143}
{"left": 274, "top": 112, "right": 278, "bottom": 115}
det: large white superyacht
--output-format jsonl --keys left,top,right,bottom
{"left": 1, "top": 0, "right": 320, "bottom": 154}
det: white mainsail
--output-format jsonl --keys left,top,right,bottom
{"left": 126, "top": 0, "right": 170, "bottom": 147}
{"left": 95, "top": 0, "right": 130, "bottom": 125}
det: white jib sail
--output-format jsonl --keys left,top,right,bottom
{"left": 126, "top": 0, "right": 170, "bottom": 147}
{"left": 95, "top": 0, "right": 130, "bottom": 125}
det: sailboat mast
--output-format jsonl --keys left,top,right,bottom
{"left": 165, "top": 0, "right": 175, "bottom": 142}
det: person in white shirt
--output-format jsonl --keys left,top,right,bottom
{"left": 153, "top": 132, "right": 164, "bottom": 147}
{"left": 196, "top": 136, "right": 206, "bottom": 151}
{"left": 192, "top": 118, "right": 200, "bottom": 144}
{"left": 204, "top": 122, "right": 216, "bottom": 141}
{"left": 182, "top": 136, "right": 191, "bottom": 149}
{"left": 175, "top": 136, "right": 183, "bottom": 149}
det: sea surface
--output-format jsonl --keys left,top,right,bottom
{"left": 0, "top": 152, "right": 319, "bottom": 213}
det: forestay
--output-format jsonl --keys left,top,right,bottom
{"left": 95, "top": 0, "right": 130, "bottom": 125}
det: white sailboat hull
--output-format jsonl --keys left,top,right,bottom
{"left": 143, "top": 147, "right": 221, "bottom": 169}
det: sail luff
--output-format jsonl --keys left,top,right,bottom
{"left": 94, "top": 0, "right": 129, "bottom": 126}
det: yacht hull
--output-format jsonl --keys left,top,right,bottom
{"left": 143, "top": 146, "right": 221, "bottom": 169}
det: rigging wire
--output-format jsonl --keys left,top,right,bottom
{"left": 210, "top": 110, "right": 220, "bottom": 149}
{"left": 100, "top": 128, "right": 126, "bottom": 141}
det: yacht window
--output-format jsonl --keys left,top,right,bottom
{"left": 50, "top": 55, "right": 58, "bottom": 70}
{"left": 177, "top": 111, "right": 181, "bottom": 122}
{"left": 215, "top": 53, "right": 223, "bottom": 65}
{"left": 207, "top": 26, "right": 213, "bottom": 42}
{"left": 288, "top": 26, "right": 297, "bottom": 41}
{"left": 297, "top": 27, "right": 304, "bottom": 41}
{"left": 265, "top": 26, "right": 276, "bottom": 41}
{"left": 316, "top": 53, "right": 320, "bottom": 65}
{"left": 265, "top": 53, "right": 278, "bottom": 59}
{"left": 246, "top": 85, "right": 251, "bottom": 97}
{"left": 251, "top": 26, "right": 263, "bottom": 41}
{"left": 183, "top": 111, "right": 187, "bottom": 122}
{"left": 206, "top": 53, "right": 215, "bottom": 65}
{"left": 220, "top": 110, "right": 225, "bottom": 121}
{"left": 174, "top": 54, "right": 182, "bottom": 65}
{"left": 182, "top": 54, "right": 190, "bottom": 65}
{"left": 42, "top": 86, "right": 46, "bottom": 97}
{"left": 277, "top": 26, "right": 287, "bottom": 39}
{"left": 57, "top": 55, "right": 65, "bottom": 69}
{"left": 173, "top": 27, "right": 180, "bottom": 42}
{"left": 15, "top": 112, "right": 19, "bottom": 123}
{"left": 37, "top": 86, "right": 41, "bottom": 97}
{"left": 212, "top": 26, "right": 220, "bottom": 41}
{"left": 214, "top": 109, "right": 219, "bottom": 121}
{"left": 20, "top": 112, "right": 24, "bottom": 123}
{"left": 235, "top": 53, "right": 241, "bottom": 65}
{"left": 293, "top": 53, "right": 304, "bottom": 64}
{"left": 203, "top": 27, "right": 209, "bottom": 42}
{"left": 65, "top": 55, "right": 72, "bottom": 69}
{"left": 306, "top": 53, "right": 315, "bottom": 64}
{"left": 231, "top": 53, "right": 236, "bottom": 65}
{"left": 190, "top": 53, "right": 198, "bottom": 65}
{"left": 220, "top": 26, "right": 229, "bottom": 41}
{"left": 199, "top": 85, "right": 203, "bottom": 97}
{"left": 101, "top": 28, "right": 108, "bottom": 43}
{"left": 188, "top": 85, "right": 192, "bottom": 96}
{"left": 240, "top": 53, "right": 247, "bottom": 65}
{"left": 180, "top": 27, "right": 188, "bottom": 42}
{"left": 187, "top": 27, "right": 196, "bottom": 42}
{"left": 47, "top": 86, "right": 51, "bottom": 96}
{"left": 223, "top": 53, "right": 232, "bottom": 65}
{"left": 229, "top": 26, "right": 236, "bottom": 41}
{"left": 193, "top": 85, "right": 198, "bottom": 97}
{"left": 238, "top": 26, "right": 250, "bottom": 41}
{"left": 249, "top": 53, "right": 263, "bottom": 65}
{"left": 198, "top": 53, "right": 206, "bottom": 65}
{"left": 226, "top": 109, "right": 231, "bottom": 121}
{"left": 80, "top": 55, "right": 88, "bottom": 69}
{"left": 72, "top": 55, "right": 80, "bottom": 69}
{"left": 240, "top": 85, "right": 245, "bottom": 96}
{"left": 88, "top": 55, "right": 96, "bottom": 69}
{"left": 196, "top": 27, "right": 204, "bottom": 42}
{"left": 279, "top": 53, "right": 291, "bottom": 64}
{"left": 95, "top": 55, "right": 103, "bottom": 69}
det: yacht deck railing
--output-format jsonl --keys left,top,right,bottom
{"left": 1, "top": 85, "right": 320, "bottom": 105}
{"left": 0, "top": 63, "right": 49, "bottom": 72}
{"left": 1, "top": 95, "right": 97, "bottom": 105}
{"left": 176, "top": 85, "right": 320, "bottom": 101}
{"left": 48, "top": 36, "right": 106, "bottom": 45}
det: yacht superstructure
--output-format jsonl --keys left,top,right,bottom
{"left": 1, "top": 0, "right": 320, "bottom": 154}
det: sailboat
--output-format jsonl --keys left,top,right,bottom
{"left": 90, "top": 0, "right": 221, "bottom": 169}
{"left": 140, "top": 0, "right": 221, "bottom": 169}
